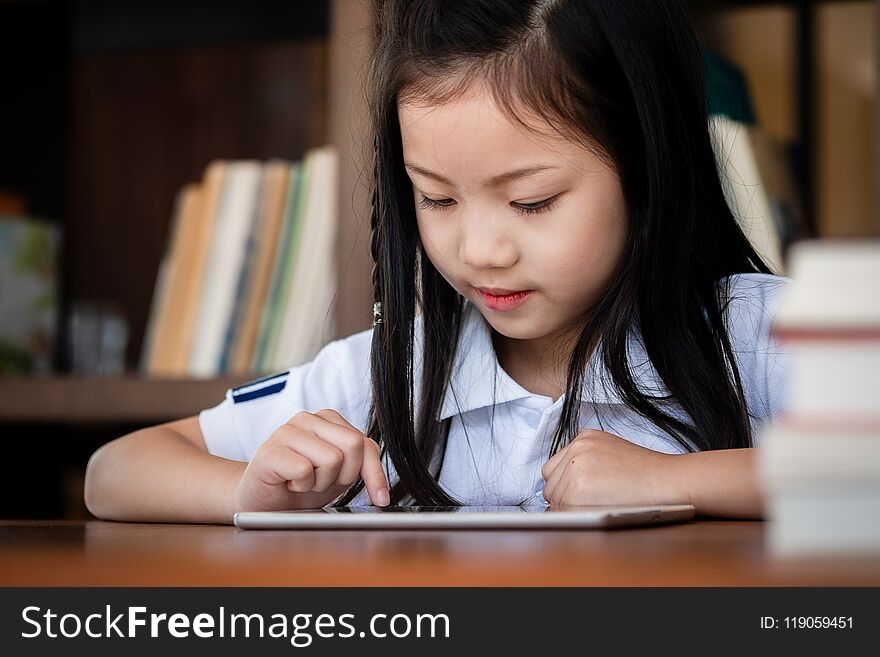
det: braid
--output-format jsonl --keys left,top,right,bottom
{"left": 334, "top": 134, "right": 389, "bottom": 507}
{"left": 368, "top": 135, "right": 384, "bottom": 310}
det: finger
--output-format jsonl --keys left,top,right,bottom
{"left": 359, "top": 437, "right": 390, "bottom": 506}
{"left": 542, "top": 432, "right": 596, "bottom": 493}
{"left": 289, "top": 411, "right": 389, "bottom": 503}
{"left": 314, "top": 408, "right": 355, "bottom": 428}
{"left": 275, "top": 428, "right": 344, "bottom": 492}
{"left": 313, "top": 411, "right": 391, "bottom": 489}
{"left": 262, "top": 446, "right": 315, "bottom": 492}
{"left": 541, "top": 443, "right": 571, "bottom": 481}
{"left": 543, "top": 448, "right": 578, "bottom": 504}
{"left": 287, "top": 412, "right": 367, "bottom": 485}
{"left": 548, "top": 474, "right": 573, "bottom": 508}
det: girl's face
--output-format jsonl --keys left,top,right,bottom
{"left": 399, "top": 83, "right": 628, "bottom": 361}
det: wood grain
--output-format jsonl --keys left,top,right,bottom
{"left": 1, "top": 519, "right": 878, "bottom": 586}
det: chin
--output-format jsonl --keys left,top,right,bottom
{"left": 481, "top": 315, "right": 549, "bottom": 341}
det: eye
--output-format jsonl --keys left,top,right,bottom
{"left": 418, "top": 195, "right": 456, "bottom": 211}
{"left": 417, "top": 193, "right": 561, "bottom": 215}
{"left": 512, "top": 195, "right": 560, "bottom": 216}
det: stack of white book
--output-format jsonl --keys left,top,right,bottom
{"left": 758, "top": 239, "right": 880, "bottom": 555}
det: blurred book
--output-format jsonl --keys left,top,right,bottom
{"left": 709, "top": 116, "right": 785, "bottom": 274}
{"left": 146, "top": 163, "right": 225, "bottom": 377}
{"left": 141, "top": 164, "right": 217, "bottom": 377}
{"left": 141, "top": 147, "right": 339, "bottom": 378}
{"left": 763, "top": 478, "right": 880, "bottom": 555}
{"left": 703, "top": 48, "right": 756, "bottom": 125}
{"left": 252, "top": 160, "right": 307, "bottom": 373}
{"left": 189, "top": 161, "right": 263, "bottom": 377}
{"left": 704, "top": 49, "right": 809, "bottom": 270}
{"left": 763, "top": 424, "right": 880, "bottom": 485}
{"left": 167, "top": 166, "right": 224, "bottom": 377}
{"left": 0, "top": 215, "right": 60, "bottom": 374}
{"left": 777, "top": 339, "right": 880, "bottom": 418}
{"left": 747, "top": 128, "right": 811, "bottom": 252}
{"left": 770, "top": 240, "right": 880, "bottom": 330}
{"left": 224, "top": 160, "right": 292, "bottom": 375}
{"left": 269, "top": 146, "right": 338, "bottom": 371}
{"left": 759, "top": 239, "right": 880, "bottom": 555}
{"left": 140, "top": 183, "right": 201, "bottom": 375}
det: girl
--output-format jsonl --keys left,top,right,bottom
{"left": 84, "top": 0, "right": 790, "bottom": 523}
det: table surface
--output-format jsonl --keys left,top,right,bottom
{"left": 2, "top": 519, "right": 879, "bottom": 586}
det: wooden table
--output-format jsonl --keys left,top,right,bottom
{"left": 2, "top": 519, "right": 879, "bottom": 586}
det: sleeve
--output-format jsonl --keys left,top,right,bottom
{"left": 723, "top": 274, "right": 793, "bottom": 445}
{"left": 197, "top": 328, "right": 374, "bottom": 461}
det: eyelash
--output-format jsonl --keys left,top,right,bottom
{"left": 417, "top": 195, "right": 559, "bottom": 216}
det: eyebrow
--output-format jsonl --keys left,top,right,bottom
{"left": 404, "top": 162, "right": 559, "bottom": 189}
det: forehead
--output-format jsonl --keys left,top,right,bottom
{"left": 397, "top": 85, "right": 589, "bottom": 176}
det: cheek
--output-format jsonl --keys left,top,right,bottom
{"left": 416, "top": 216, "right": 458, "bottom": 283}
{"left": 416, "top": 213, "right": 456, "bottom": 260}
{"left": 415, "top": 213, "right": 437, "bottom": 258}
{"left": 533, "top": 206, "right": 627, "bottom": 296}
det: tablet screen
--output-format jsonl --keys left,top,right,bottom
{"left": 327, "top": 505, "right": 547, "bottom": 513}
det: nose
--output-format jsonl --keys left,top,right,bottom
{"left": 458, "top": 208, "right": 519, "bottom": 270}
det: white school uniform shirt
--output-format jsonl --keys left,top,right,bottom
{"left": 199, "top": 272, "right": 791, "bottom": 505}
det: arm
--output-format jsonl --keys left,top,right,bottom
{"left": 542, "top": 430, "right": 766, "bottom": 519}
{"left": 84, "top": 417, "right": 246, "bottom": 524}
{"left": 84, "top": 409, "right": 390, "bottom": 524}
{"left": 661, "top": 447, "right": 764, "bottom": 519}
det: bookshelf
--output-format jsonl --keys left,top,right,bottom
{"left": 0, "top": 0, "right": 373, "bottom": 518}
{"left": 0, "top": 0, "right": 875, "bottom": 518}
{"left": 1, "top": 0, "right": 873, "bottom": 396}
{"left": 689, "top": 0, "right": 879, "bottom": 237}
{"left": 0, "top": 376, "right": 243, "bottom": 424}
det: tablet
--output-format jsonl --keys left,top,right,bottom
{"left": 233, "top": 503, "right": 696, "bottom": 530}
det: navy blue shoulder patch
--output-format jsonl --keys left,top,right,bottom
{"left": 232, "top": 371, "right": 289, "bottom": 404}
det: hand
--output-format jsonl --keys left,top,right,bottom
{"left": 234, "top": 409, "right": 390, "bottom": 513}
{"left": 541, "top": 429, "right": 681, "bottom": 507}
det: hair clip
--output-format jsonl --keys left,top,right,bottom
{"left": 372, "top": 302, "right": 383, "bottom": 325}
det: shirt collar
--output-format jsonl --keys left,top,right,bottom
{"left": 436, "top": 300, "right": 669, "bottom": 420}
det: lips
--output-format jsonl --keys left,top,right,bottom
{"left": 476, "top": 287, "right": 533, "bottom": 312}
{"left": 476, "top": 287, "right": 529, "bottom": 296}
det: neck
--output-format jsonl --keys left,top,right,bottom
{"left": 491, "top": 328, "right": 582, "bottom": 402}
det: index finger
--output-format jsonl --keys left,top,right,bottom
{"left": 312, "top": 410, "right": 389, "bottom": 505}
{"left": 359, "top": 437, "right": 390, "bottom": 506}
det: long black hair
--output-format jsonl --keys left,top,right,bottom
{"left": 336, "top": 0, "right": 773, "bottom": 506}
